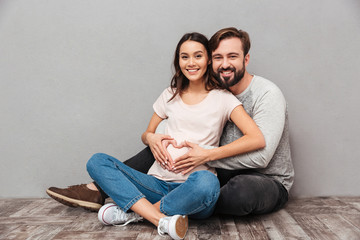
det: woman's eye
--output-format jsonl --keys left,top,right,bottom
{"left": 181, "top": 56, "right": 188, "bottom": 60}
{"left": 195, "top": 55, "right": 203, "bottom": 58}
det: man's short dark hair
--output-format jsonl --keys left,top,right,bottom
{"left": 209, "top": 27, "right": 251, "bottom": 56}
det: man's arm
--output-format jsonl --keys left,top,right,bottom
{"left": 207, "top": 86, "right": 287, "bottom": 169}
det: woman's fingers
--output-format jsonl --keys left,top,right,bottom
{"left": 151, "top": 146, "right": 167, "bottom": 169}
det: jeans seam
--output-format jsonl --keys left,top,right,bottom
{"left": 160, "top": 183, "right": 180, "bottom": 216}
{"left": 187, "top": 189, "right": 219, "bottom": 215}
{"left": 160, "top": 188, "right": 220, "bottom": 216}
{"left": 160, "top": 198, "right": 168, "bottom": 215}
{"left": 123, "top": 194, "right": 145, "bottom": 212}
{"left": 112, "top": 160, "right": 165, "bottom": 196}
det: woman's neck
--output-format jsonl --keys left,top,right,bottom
{"left": 186, "top": 80, "right": 207, "bottom": 93}
{"left": 180, "top": 80, "right": 209, "bottom": 105}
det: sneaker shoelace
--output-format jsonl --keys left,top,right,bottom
{"left": 113, "top": 207, "right": 143, "bottom": 226}
{"left": 157, "top": 217, "right": 168, "bottom": 236}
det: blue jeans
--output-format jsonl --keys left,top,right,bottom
{"left": 86, "top": 153, "right": 220, "bottom": 219}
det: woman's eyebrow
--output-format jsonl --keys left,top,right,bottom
{"left": 180, "top": 50, "right": 204, "bottom": 55}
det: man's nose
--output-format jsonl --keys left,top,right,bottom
{"left": 221, "top": 58, "right": 230, "bottom": 69}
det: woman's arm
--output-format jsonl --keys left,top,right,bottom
{"left": 207, "top": 86, "right": 287, "bottom": 170}
{"left": 142, "top": 113, "right": 175, "bottom": 168}
{"left": 207, "top": 105, "right": 265, "bottom": 160}
{"left": 173, "top": 105, "right": 265, "bottom": 174}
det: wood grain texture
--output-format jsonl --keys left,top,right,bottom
{"left": 0, "top": 197, "right": 359, "bottom": 240}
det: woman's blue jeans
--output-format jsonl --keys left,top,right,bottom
{"left": 86, "top": 153, "right": 220, "bottom": 219}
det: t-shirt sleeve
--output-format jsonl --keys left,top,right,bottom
{"left": 153, "top": 88, "right": 172, "bottom": 119}
{"left": 221, "top": 90, "right": 242, "bottom": 121}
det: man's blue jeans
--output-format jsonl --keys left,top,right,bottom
{"left": 86, "top": 153, "right": 220, "bottom": 219}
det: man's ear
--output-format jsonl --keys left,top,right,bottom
{"left": 244, "top": 53, "right": 250, "bottom": 67}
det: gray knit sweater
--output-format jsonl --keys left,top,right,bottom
{"left": 207, "top": 75, "right": 294, "bottom": 192}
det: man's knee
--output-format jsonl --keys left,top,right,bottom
{"left": 222, "top": 175, "right": 258, "bottom": 206}
{"left": 217, "top": 174, "right": 280, "bottom": 215}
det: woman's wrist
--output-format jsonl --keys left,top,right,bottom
{"left": 208, "top": 147, "right": 222, "bottom": 162}
{"left": 142, "top": 132, "right": 152, "bottom": 145}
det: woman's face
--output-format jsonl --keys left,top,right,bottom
{"left": 179, "top": 40, "right": 209, "bottom": 83}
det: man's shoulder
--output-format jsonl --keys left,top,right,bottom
{"left": 252, "top": 75, "right": 281, "bottom": 92}
{"left": 250, "top": 75, "right": 285, "bottom": 99}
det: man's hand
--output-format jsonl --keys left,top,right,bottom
{"left": 173, "top": 141, "right": 211, "bottom": 175}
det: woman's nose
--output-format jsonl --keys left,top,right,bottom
{"left": 189, "top": 57, "right": 195, "bottom": 65}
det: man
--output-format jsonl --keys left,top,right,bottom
{"left": 47, "top": 27, "right": 294, "bottom": 216}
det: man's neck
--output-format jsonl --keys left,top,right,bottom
{"left": 229, "top": 71, "right": 253, "bottom": 95}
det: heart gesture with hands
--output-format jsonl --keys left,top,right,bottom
{"left": 172, "top": 141, "right": 212, "bottom": 175}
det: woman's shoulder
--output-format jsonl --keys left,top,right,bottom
{"left": 208, "top": 89, "right": 240, "bottom": 106}
{"left": 210, "top": 88, "right": 236, "bottom": 98}
{"left": 159, "top": 87, "right": 175, "bottom": 96}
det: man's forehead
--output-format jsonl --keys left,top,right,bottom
{"left": 212, "top": 37, "right": 243, "bottom": 55}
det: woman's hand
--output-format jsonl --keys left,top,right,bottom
{"left": 172, "top": 141, "right": 211, "bottom": 175}
{"left": 161, "top": 139, "right": 179, "bottom": 169}
{"left": 145, "top": 132, "right": 174, "bottom": 169}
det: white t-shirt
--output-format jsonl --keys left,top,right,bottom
{"left": 147, "top": 87, "right": 241, "bottom": 182}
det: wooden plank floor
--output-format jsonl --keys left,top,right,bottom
{"left": 0, "top": 197, "right": 359, "bottom": 240}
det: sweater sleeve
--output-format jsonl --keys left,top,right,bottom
{"left": 207, "top": 85, "right": 287, "bottom": 169}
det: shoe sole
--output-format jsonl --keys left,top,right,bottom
{"left": 170, "top": 215, "right": 188, "bottom": 239}
{"left": 46, "top": 189, "right": 102, "bottom": 212}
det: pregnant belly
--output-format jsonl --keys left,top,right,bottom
{"left": 167, "top": 144, "right": 189, "bottom": 161}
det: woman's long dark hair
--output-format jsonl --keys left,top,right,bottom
{"left": 168, "top": 32, "right": 221, "bottom": 102}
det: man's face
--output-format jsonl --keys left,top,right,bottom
{"left": 212, "top": 37, "right": 247, "bottom": 88}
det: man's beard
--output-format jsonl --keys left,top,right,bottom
{"left": 215, "top": 64, "right": 245, "bottom": 89}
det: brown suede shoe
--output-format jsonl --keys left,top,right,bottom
{"left": 46, "top": 184, "right": 105, "bottom": 212}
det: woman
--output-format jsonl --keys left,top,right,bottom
{"left": 87, "top": 32, "right": 265, "bottom": 240}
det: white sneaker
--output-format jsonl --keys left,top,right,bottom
{"left": 158, "top": 215, "right": 188, "bottom": 239}
{"left": 98, "top": 203, "right": 143, "bottom": 226}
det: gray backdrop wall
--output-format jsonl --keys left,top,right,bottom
{"left": 1, "top": 0, "right": 359, "bottom": 198}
